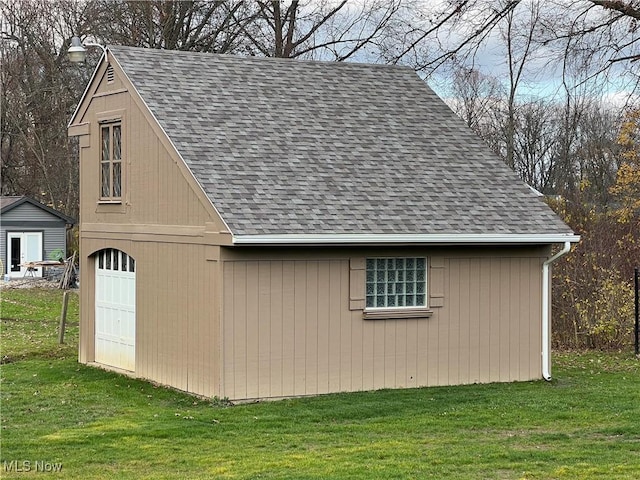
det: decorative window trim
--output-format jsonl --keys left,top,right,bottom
{"left": 99, "top": 122, "right": 122, "bottom": 201}
{"left": 349, "top": 255, "right": 446, "bottom": 317}
{"left": 429, "top": 256, "right": 445, "bottom": 307}
{"left": 96, "top": 110, "right": 125, "bottom": 206}
{"left": 349, "top": 258, "right": 367, "bottom": 310}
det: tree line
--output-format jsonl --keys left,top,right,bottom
{"left": 1, "top": 0, "right": 638, "bottom": 349}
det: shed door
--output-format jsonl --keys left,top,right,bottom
{"left": 95, "top": 249, "right": 136, "bottom": 371}
{"left": 6, "top": 232, "right": 43, "bottom": 278}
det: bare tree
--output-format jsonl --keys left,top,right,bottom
{"left": 499, "top": 0, "right": 544, "bottom": 169}
{"left": 542, "top": 0, "right": 640, "bottom": 96}
{"left": 224, "top": 0, "right": 403, "bottom": 60}
{"left": 448, "top": 66, "right": 505, "bottom": 137}
{"left": 88, "top": 0, "right": 250, "bottom": 53}
{"left": 381, "top": 0, "right": 522, "bottom": 73}
{"left": 511, "top": 100, "right": 558, "bottom": 191}
{"left": 1, "top": 0, "right": 91, "bottom": 218}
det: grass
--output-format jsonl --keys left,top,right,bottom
{"left": 1, "top": 287, "right": 79, "bottom": 362}
{"left": 1, "top": 288, "right": 639, "bottom": 479}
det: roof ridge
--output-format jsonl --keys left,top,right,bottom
{"left": 107, "top": 44, "right": 413, "bottom": 72}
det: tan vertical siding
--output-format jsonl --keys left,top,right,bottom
{"left": 270, "top": 261, "right": 284, "bottom": 397}
{"left": 257, "top": 261, "right": 272, "bottom": 397}
{"left": 508, "top": 259, "right": 522, "bottom": 380}
{"left": 78, "top": 240, "right": 96, "bottom": 364}
{"left": 76, "top": 63, "right": 226, "bottom": 231}
{"left": 488, "top": 258, "right": 502, "bottom": 381}
{"left": 477, "top": 258, "right": 491, "bottom": 384}
{"left": 246, "top": 262, "right": 260, "bottom": 399}
{"left": 281, "top": 262, "right": 296, "bottom": 395}
{"left": 327, "top": 260, "right": 343, "bottom": 393}
{"left": 294, "top": 262, "right": 307, "bottom": 396}
{"left": 339, "top": 263, "right": 353, "bottom": 391}
{"left": 221, "top": 250, "right": 546, "bottom": 401}
{"left": 316, "top": 263, "right": 330, "bottom": 393}
{"left": 442, "top": 256, "right": 544, "bottom": 385}
{"left": 79, "top": 239, "right": 221, "bottom": 398}
{"left": 305, "top": 261, "right": 319, "bottom": 395}
{"left": 76, "top": 65, "right": 227, "bottom": 398}
{"left": 529, "top": 258, "right": 543, "bottom": 379}
{"left": 467, "top": 258, "right": 481, "bottom": 383}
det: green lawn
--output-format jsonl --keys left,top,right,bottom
{"left": 1, "top": 288, "right": 639, "bottom": 479}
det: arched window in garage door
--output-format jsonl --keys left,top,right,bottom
{"left": 94, "top": 249, "right": 136, "bottom": 371}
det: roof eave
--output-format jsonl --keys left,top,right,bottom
{"left": 231, "top": 233, "right": 581, "bottom": 246}
{"left": 0, "top": 196, "right": 75, "bottom": 224}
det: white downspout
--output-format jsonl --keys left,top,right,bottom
{"left": 542, "top": 241, "right": 571, "bottom": 381}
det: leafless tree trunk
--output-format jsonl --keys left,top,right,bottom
{"left": 499, "top": 1, "right": 543, "bottom": 169}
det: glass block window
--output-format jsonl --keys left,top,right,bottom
{"left": 366, "top": 258, "right": 426, "bottom": 308}
{"left": 100, "top": 122, "right": 122, "bottom": 199}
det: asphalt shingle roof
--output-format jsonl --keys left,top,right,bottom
{"left": 109, "top": 46, "right": 573, "bottom": 237}
{"left": 0, "top": 196, "right": 22, "bottom": 210}
{"left": 0, "top": 196, "right": 75, "bottom": 223}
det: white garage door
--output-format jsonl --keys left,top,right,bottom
{"left": 95, "top": 249, "right": 136, "bottom": 371}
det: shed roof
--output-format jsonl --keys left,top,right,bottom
{"left": 0, "top": 196, "right": 76, "bottom": 224}
{"left": 93, "top": 47, "right": 576, "bottom": 244}
{"left": 0, "top": 196, "right": 22, "bottom": 210}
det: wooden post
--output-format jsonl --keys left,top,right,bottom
{"left": 58, "top": 290, "right": 70, "bottom": 344}
{"left": 634, "top": 267, "right": 639, "bottom": 356}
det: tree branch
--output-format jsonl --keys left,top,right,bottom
{"left": 588, "top": 0, "right": 640, "bottom": 20}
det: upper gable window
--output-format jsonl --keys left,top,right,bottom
{"left": 100, "top": 122, "right": 122, "bottom": 200}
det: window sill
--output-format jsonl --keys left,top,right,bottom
{"left": 95, "top": 200, "right": 126, "bottom": 214}
{"left": 363, "top": 308, "right": 433, "bottom": 320}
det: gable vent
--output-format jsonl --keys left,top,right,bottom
{"left": 106, "top": 65, "right": 115, "bottom": 83}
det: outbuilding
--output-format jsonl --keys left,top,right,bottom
{"left": 68, "top": 46, "right": 579, "bottom": 400}
{"left": 0, "top": 196, "right": 75, "bottom": 278}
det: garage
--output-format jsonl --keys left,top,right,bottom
{"left": 95, "top": 248, "right": 136, "bottom": 371}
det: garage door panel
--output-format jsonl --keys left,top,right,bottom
{"left": 95, "top": 249, "right": 136, "bottom": 372}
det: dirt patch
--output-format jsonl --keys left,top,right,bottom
{"left": 1, "top": 278, "right": 62, "bottom": 290}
